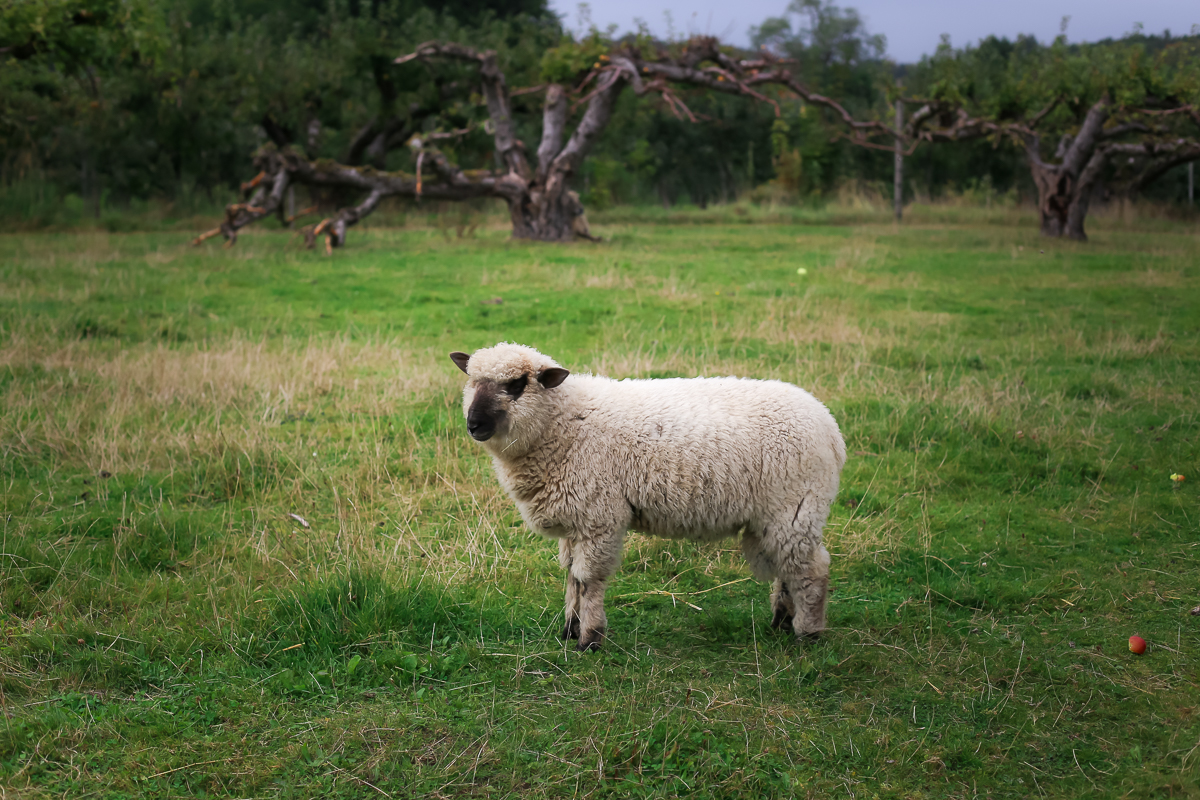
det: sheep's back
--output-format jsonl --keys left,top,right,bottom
{"left": 567, "top": 375, "right": 844, "bottom": 538}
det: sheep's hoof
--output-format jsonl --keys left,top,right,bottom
{"left": 796, "top": 630, "right": 822, "bottom": 643}
{"left": 770, "top": 608, "right": 794, "bottom": 630}
{"left": 560, "top": 617, "right": 581, "bottom": 640}
{"left": 576, "top": 629, "right": 605, "bottom": 652}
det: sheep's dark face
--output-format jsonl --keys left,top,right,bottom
{"left": 450, "top": 347, "right": 569, "bottom": 452}
{"left": 463, "top": 373, "right": 526, "bottom": 442}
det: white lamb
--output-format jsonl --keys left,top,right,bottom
{"left": 449, "top": 343, "right": 847, "bottom": 651}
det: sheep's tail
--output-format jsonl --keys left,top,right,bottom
{"left": 832, "top": 430, "right": 848, "bottom": 472}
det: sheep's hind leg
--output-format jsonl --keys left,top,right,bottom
{"left": 558, "top": 539, "right": 581, "bottom": 640}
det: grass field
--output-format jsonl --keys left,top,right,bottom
{"left": 1, "top": 216, "right": 1198, "bottom": 798}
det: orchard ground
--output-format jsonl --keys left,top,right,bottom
{"left": 1, "top": 209, "right": 1198, "bottom": 798}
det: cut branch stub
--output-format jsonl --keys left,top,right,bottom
{"left": 191, "top": 150, "right": 291, "bottom": 247}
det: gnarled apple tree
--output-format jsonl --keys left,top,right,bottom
{"left": 194, "top": 36, "right": 894, "bottom": 250}
{"left": 901, "top": 35, "right": 1200, "bottom": 241}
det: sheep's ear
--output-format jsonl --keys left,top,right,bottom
{"left": 449, "top": 352, "right": 471, "bottom": 374}
{"left": 538, "top": 367, "right": 569, "bottom": 389}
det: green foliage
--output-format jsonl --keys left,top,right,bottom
{"left": 538, "top": 33, "right": 610, "bottom": 83}
{"left": 1, "top": 0, "right": 560, "bottom": 212}
{"left": 0, "top": 0, "right": 163, "bottom": 70}
{"left": 770, "top": 118, "right": 803, "bottom": 194}
{"left": 4, "top": 0, "right": 1199, "bottom": 224}
{"left": 908, "top": 32, "right": 1200, "bottom": 137}
{"left": 750, "top": 0, "right": 888, "bottom": 106}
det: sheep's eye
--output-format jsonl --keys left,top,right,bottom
{"left": 501, "top": 375, "right": 528, "bottom": 399}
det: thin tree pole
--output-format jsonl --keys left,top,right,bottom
{"left": 894, "top": 96, "right": 903, "bottom": 222}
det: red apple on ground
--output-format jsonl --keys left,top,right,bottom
{"left": 1129, "top": 635, "right": 1147, "bottom": 655}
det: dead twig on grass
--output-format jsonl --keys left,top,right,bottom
{"left": 613, "top": 577, "right": 753, "bottom": 611}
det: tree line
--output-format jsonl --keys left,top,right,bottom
{"left": 3, "top": 0, "right": 1197, "bottom": 242}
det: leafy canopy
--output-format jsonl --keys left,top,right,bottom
{"left": 907, "top": 32, "right": 1200, "bottom": 132}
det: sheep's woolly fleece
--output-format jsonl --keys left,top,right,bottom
{"left": 455, "top": 342, "right": 846, "bottom": 647}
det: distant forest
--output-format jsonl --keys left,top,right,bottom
{"left": 3, "top": 0, "right": 1197, "bottom": 224}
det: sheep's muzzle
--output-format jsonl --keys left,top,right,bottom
{"left": 468, "top": 416, "right": 496, "bottom": 441}
{"left": 466, "top": 383, "right": 503, "bottom": 442}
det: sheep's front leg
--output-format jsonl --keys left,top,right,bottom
{"left": 575, "top": 577, "right": 611, "bottom": 652}
{"left": 742, "top": 530, "right": 794, "bottom": 630}
{"left": 769, "top": 578, "right": 795, "bottom": 630}
{"left": 566, "top": 529, "right": 624, "bottom": 652}
{"left": 789, "top": 544, "right": 831, "bottom": 639}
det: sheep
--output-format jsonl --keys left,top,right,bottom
{"left": 449, "top": 343, "right": 847, "bottom": 652}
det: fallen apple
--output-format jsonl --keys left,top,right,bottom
{"left": 1129, "top": 635, "right": 1147, "bottom": 655}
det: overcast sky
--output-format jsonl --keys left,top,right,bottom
{"left": 548, "top": 1, "right": 1200, "bottom": 63}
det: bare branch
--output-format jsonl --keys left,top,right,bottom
{"left": 191, "top": 161, "right": 290, "bottom": 247}
{"left": 1060, "top": 98, "right": 1111, "bottom": 175}
{"left": 536, "top": 84, "right": 568, "bottom": 184}
{"left": 1027, "top": 96, "right": 1061, "bottom": 130}
{"left": 193, "top": 144, "right": 514, "bottom": 250}
{"left": 553, "top": 73, "right": 628, "bottom": 175}
{"left": 395, "top": 42, "right": 530, "bottom": 179}
{"left": 1099, "top": 121, "right": 1151, "bottom": 140}
{"left": 393, "top": 41, "right": 483, "bottom": 66}
{"left": 832, "top": 130, "right": 921, "bottom": 156}
{"left": 604, "top": 56, "right": 642, "bottom": 93}
{"left": 1135, "top": 105, "right": 1200, "bottom": 130}
{"left": 572, "top": 68, "right": 624, "bottom": 112}
{"left": 1107, "top": 138, "right": 1200, "bottom": 194}
{"left": 510, "top": 84, "right": 548, "bottom": 98}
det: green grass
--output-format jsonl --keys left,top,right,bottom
{"left": 1, "top": 214, "right": 1198, "bottom": 798}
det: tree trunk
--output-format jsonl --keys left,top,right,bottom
{"left": 1030, "top": 160, "right": 1072, "bottom": 238}
{"left": 511, "top": 188, "right": 590, "bottom": 241}
{"left": 893, "top": 97, "right": 903, "bottom": 222}
{"left": 1029, "top": 157, "right": 1106, "bottom": 241}
{"left": 1024, "top": 99, "right": 1113, "bottom": 241}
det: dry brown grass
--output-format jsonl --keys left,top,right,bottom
{"left": 0, "top": 296, "right": 1143, "bottom": 593}
{"left": 0, "top": 335, "right": 445, "bottom": 470}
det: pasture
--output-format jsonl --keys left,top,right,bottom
{"left": 1, "top": 216, "right": 1198, "bottom": 798}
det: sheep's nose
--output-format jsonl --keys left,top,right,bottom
{"left": 467, "top": 419, "right": 494, "bottom": 441}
